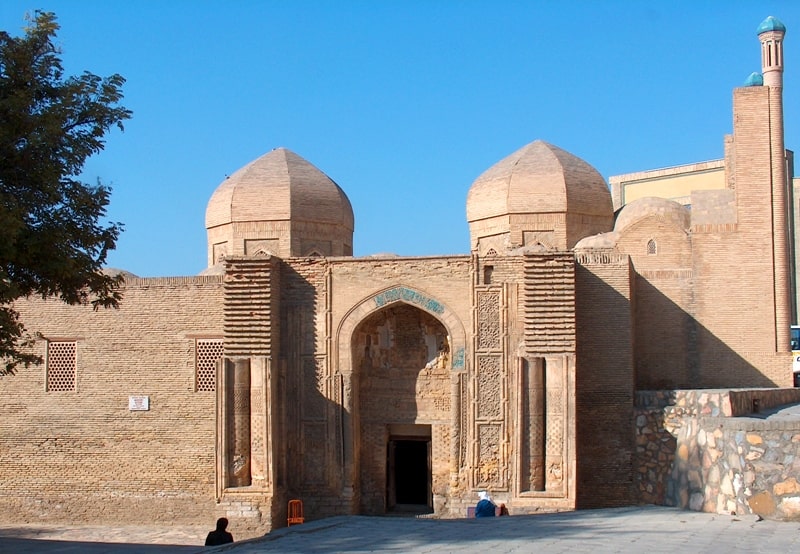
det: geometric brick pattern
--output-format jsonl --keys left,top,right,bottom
{"left": 46, "top": 341, "right": 76, "bottom": 392}
{"left": 477, "top": 423, "right": 501, "bottom": 486}
{"left": 477, "top": 291, "right": 501, "bottom": 350}
{"left": 477, "top": 355, "right": 502, "bottom": 418}
{"left": 196, "top": 339, "right": 223, "bottom": 392}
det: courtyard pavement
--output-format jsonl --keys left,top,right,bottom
{"left": 2, "top": 506, "right": 800, "bottom": 553}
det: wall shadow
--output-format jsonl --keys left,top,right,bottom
{"left": 574, "top": 262, "right": 786, "bottom": 509}
{"left": 634, "top": 277, "right": 781, "bottom": 389}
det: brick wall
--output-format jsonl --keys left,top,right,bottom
{"left": 574, "top": 251, "right": 636, "bottom": 508}
{"left": 0, "top": 276, "right": 224, "bottom": 526}
{"left": 688, "top": 87, "right": 788, "bottom": 387}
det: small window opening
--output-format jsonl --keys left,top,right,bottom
{"left": 646, "top": 239, "right": 657, "bottom": 256}
{"left": 47, "top": 341, "right": 76, "bottom": 392}
{"left": 483, "top": 265, "right": 494, "bottom": 285}
{"left": 196, "top": 339, "right": 224, "bottom": 392}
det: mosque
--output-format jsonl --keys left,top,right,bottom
{"left": 0, "top": 16, "right": 797, "bottom": 536}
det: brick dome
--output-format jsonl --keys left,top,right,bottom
{"left": 206, "top": 147, "right": 353, "bottom": 231}
{"left": 205, "top": 148, "right": 354, "bottom": 264}
{"left": 467, "top": 140, "right": 611, "bottom": 221}
{"left": 614, "top": 196, "right": 689, "bottom": 233}
{"left": 466, "top": 140, "right": 613, "bottom": 253}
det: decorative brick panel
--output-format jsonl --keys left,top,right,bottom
{"left": 224, "top": 257, "right": 279, "bottom": 357}
{"left": 522, "top": 254, "right": 575, "bottom": 354}
{"left": 196, "top": 339, "right": 223, "bottom": 392}
{"left": 46, "top": 341, "right": 76, "bottom": 392}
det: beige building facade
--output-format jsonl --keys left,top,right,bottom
{"left": 0, "top": 16, "right": 796, "bottom": 537}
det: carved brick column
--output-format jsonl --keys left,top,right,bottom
{"left": 521, "top": 357, "right": 546, "bottom": 491}
{"left": 250, "top": 357, "right": 269, "bottom": 488}
{"left": 229, "top": 358, "right": 252, "bottom": 487}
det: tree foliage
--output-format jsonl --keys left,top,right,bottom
{"left": 0, "top": 11, "right": 132, "bottom": 374}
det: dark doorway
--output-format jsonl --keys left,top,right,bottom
{"left": 386, "top": 435, "right": 432, "bottom": 513}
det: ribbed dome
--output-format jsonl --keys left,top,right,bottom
{"left": 466, "top": 140, "right": 612, "bottom": 223}
{"left": 206, "top": 148, "right": 354, "bottom": 231}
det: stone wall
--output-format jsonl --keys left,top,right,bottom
{"left": 635, "top": 389, "right": 800, "bottom": 520}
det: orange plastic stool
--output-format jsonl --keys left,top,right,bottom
{"left": 287, "top": 499, "right": 304, "bottom": 526}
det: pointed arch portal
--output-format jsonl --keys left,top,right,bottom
{"left": 335, "top": 285, "right": 467, "bottom": 515}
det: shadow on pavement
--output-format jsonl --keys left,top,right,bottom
{"left": 0, "top": 526, "right": 201, "bottom": 553}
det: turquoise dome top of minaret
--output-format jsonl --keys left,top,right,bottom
{"left": 757, "top": 16, "right": 785, "bottom": 34}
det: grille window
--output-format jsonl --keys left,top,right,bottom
{"left": 196, "top": 339, "right": 223, "bottom": 392}
{"left": 47, "top": 341, "right": 76, "bottom": 392}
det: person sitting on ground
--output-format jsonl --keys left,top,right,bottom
{"left": 474, "top": 490, "right": 496, "bottom": 518}
{"left": 205, "top": 517, "right": 234, "bottom": 546}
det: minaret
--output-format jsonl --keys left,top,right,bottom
{"left": 759, "top": 16, "right": 785, "bottom": 88}
{"left": 758, "top": 16, "right": 791, "bottom": 351}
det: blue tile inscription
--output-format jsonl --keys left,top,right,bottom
{"left": 373, "top": 286, "right": 445, "bottom": 314}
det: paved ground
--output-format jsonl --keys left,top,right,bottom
{"left": 2, "top": 506, "right": 800, "bottom": 553}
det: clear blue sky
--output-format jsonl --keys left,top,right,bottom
{"left": 2, "top": 1, "right": 799, "bottom": 277}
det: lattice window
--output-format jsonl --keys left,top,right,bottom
{"left": 647, "top": 239, "right": 657, "bottom": 255}
{"left": 196, "top": 339, "right": 223, "bottom": 392}
{"left": 47, "top": 341, "right": 76, "bottom": 392}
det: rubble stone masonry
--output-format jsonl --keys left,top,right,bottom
{"left": 635, "top": 388, "right": 800, "bottom": 520}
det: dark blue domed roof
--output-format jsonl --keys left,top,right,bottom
{"left": 757, "top": 16, "right": 786, "bottom": 35}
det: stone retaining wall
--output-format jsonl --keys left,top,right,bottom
{"left": 635, "top": 389, "right": 800, "bottom": 520}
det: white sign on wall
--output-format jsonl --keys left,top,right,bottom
{"left": 128, "top": 395, "right": 150, "bottom": 411}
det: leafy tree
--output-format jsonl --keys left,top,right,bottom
{"left": 0, "top": 11, "right": 131, "bottom": 374}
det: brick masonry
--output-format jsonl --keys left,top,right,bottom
{"left": 0, "top": 276, "right": 224, "bottom": 526}
{"left": 0, "top": 16, "right": 797, "bottom": 540}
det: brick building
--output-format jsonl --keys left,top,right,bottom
{"left": 0, "top": 16, "right": 794, "bottom": 537}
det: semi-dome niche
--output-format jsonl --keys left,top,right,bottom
{"left": 466, "top": 140, "right": 613, "bottom": 254}
{"left": 205, "top": 148, "right": 354, "bottom": 265}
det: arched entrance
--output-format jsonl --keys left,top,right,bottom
{"left": 335, "top": 285, "right": 468, "bottom": 514}
{"left": 353, "top": 303, "right": 448, "bottom": 514}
